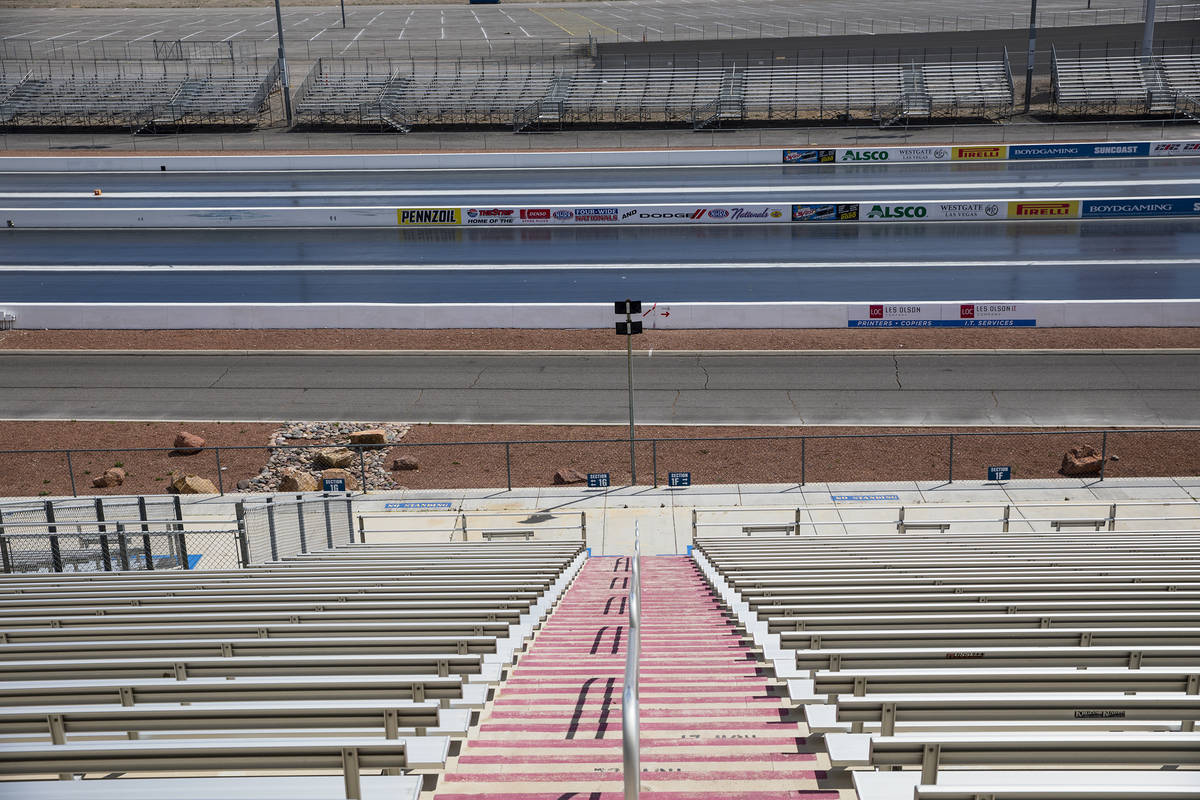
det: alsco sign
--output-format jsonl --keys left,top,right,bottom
{"left": 866, "top": 204, "right": 928, "bottom": 219}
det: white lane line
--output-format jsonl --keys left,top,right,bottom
{"left": 519, "top": 26, "right": 531, "bottom": 36}
{"left": 129, "top": 29, "right": 164, "bottom": 42}
{"left": 81, "top": 29, "right": 123, "bottom": 43}
{"left": 180, "top": 30, "right": 206, "bottom": 41}
{"left": 310, "top": 28, "right": 328, "bottom": 41}
{"left": 15, "top": 179, "right": 1196, "bottom": 199}
{"left": 34, "top": 30, "right": 81, "bottom": 43}
{"left": 221, "top": 29, "right": 247, "bottom": 42}
{"left": 3, "top": 29, "right": 43, "bottom": 39}
{"left": 339, "top": 28, "right": 366, "bottom": 54}
{"left": 4, "top": 259, "right": 1194, "bottom": 272}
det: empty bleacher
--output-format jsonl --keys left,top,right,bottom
{"left": 1052, "top": 50, "right": 1200, "bottom": 116}
{"left": 694, "top": 528, "right": 1200, "bottom": 799}
{"left": 0, "top": 538, "right": 584, "bottom": 796}
{"left": 0, "top": 59, "right": 279, "bottom": 129}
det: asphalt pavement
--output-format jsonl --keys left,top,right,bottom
{"left": 2, "top": 351, "right": 1197, "bottom": 426}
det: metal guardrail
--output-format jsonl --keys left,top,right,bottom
{"left": 692, "top": 499, "right": 1200, "bottom": 538}
{"left": 623, "top": 523, "right": 641, "bottom": 800}
{"left": 357, "top": 510, "right": 587, "bottom": 543}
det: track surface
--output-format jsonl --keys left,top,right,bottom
{"left": 2, "top": 352, "right": 1197, "bottom": 426}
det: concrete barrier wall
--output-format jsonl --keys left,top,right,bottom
{"left": 4, "top": 300, "right": 1198, "bottom": 330}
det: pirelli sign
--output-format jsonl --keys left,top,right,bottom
{"left": 397, "top": 208, "right": 461, "bottom": 226}
{"left": 1007, "top": 201, "right": 1080, "bottom": 219}
{"left": 952, "top": 146, "right": 1007, "bottom": 161}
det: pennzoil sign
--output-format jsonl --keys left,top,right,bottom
{"left": 397, "top": 208, "right": 461, "bottom": 225}
{"left": 1007, "top": 201, "right": 1079, "bottom": 219}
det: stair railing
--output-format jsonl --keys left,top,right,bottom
{"left": 622, "top": 523, "right": 641, "bottom": 800}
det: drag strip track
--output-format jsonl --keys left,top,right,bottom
{"left": 2, "top": 351, "right": 1198, "bottom": 426}
{"left": 3, "top": 158, "right": 1195, "bottom": 208}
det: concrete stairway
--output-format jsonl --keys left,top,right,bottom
{"left": 435, "top": 555, "right": 836, "bottom": 799}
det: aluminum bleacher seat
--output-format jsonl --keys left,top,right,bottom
{"left": 0, "top": 539, "right": 585, "bottom": 797}
{"left": 1052, "top": 52, "right": 1151, "bottom": 114}
{"left": 3, "top": 775, "right": 423, "bottom": 800}
{"left": 692, "top": 526, "right": 1200, "bottom": 797}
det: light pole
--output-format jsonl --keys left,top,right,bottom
{"left": 614, "top": 300, "right": 643, "bottom": 485}
{"left": 1022, "top": 0, "right": 1038, "bottom": 113}
{"left": 272, "top": 0, "right": 293, "bottom": 125}
{"left": 1142, "top": 0, "right": 1158, "bottom": 61}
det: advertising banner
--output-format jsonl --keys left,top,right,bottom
{"left": 952, "top": 145, "right": 1008, "bottom": 161}
{"left": 783, "top": 148, "right": 836, "bottom": 163}
{"left": 1081, "top": 198, "right": 1200, "bottom": 218}
{"left": 1006, "top": 200, "right": 1080, "bottom": 219}
{"left": 1150, "top": 141, "right": 1200, "bottom": 157}
{"left": 463, "top": 207, "right": 518, "bottom": 225}
{"left": 397, "top": 208, "right": 461, "bottom": 225}
{"left": 847, "top": 302, "right": 1038, "bottom": 328}
{"left": 791, "top": 203, "right": 860, "bottom": 221}
{"left": 859, "top": 202, "right": 1003, "bottom": 221}
{"left": 619, "top": 205, "right": 789, "bottom": 223}
{"left": 1009, "top": 142, "right": 1149, "bottom": 159}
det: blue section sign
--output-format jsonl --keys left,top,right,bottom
{"left": 384, "top": 501, "right": 452, "bottom": 510}
{"left": 587, "top": 473, "right": 610, "bottom": 488}
{"left": 1008, "top": 142, "right": 1149, "bottom": 159}
{"left": 1081, "top": 198, "right": 1200, "bottom": 218}
{"left": 988, "top": 465, "right": 1012, "bottom": 482}
{"left": 831, "top": 494, "right": 901, "bottom": 501}
{"left": 668, "top": 472, "right": 692, "bottom": 487}
{"left": 322, "top": 478, "right": 346, "bottom": 492}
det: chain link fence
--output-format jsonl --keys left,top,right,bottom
{"left": 238, "top": 494, "right": 355, "bottom": 565}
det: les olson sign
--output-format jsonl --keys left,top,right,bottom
{"left": 849, "top": 303, "right": 1037, "bottom": 328}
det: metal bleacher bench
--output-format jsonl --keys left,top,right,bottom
{"left": 481, "top": 529, "right": 534, "bottom": 540}
{"left": 0, "top": 736, "right": 449, "bottom": 798}
{"left": 3, "top": 775, "right": 423, "bottom": 800}
{"left": 741, "top": 524, "right": 796, "bottom": 535}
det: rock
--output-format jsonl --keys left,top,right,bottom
{"left": 349, "top": 429, "right": 388, "bottom": 447}
{"left": 312, "top": 447, "right": 357, "bottom": 469}
{"left": 553, "top": 467, "right": 588, "bottom": 485}
{"left": 1060, "top": 444, "right": 1105, "bottom": 476}
{"left": 319, "top": 468, "right": 360, "bottom": 491}
{"left": 91, "top": 467, "right": 125, "bottom": 488}
{"left": 236, "top": 479, "right": 252, "bottom": 491}
{"left": 391, "top": 455, "right": 419, "bottom": 471}
{"left": 278, "top": 468, "right": 319, "bottom": 492}
{"left": 173, "top": 431, "right": 205, "bottom": 455}
{"left": 170, "top": 472, "right": 219, "bottom": 494}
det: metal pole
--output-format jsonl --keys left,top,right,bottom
{"left": 340, "top": 0, "right": 346, "bottom": 28}
{"left": 622, "top": 526, "right": 641, "bottom": 800}
{"left": 1023, "top": 0, "right": 1039, "bottom": 112}
{"left": 505, "top": 442, "right": 512, "bottom": 491}
{"left": 1142, "top": 0, "right": 1158, "bottom": 59}
{"left": 273, "top": 0, "right": 294, "bottom": 125}
{"left": 626, "top": 301, "right": 637, "bottom": 485}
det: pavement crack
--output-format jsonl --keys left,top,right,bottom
{"left": 991, "top": 390, "right": 999, "bottom": 408}
{"left": 786, "top": 390, "right": 806, "bottom": 423}
{"left": 892, "top": 353, "right": 903, "bottom": 390}
{"left": 670, "top": 389, "right": 681, "bottom": 420}
{"left": 208, "top": 367, "right": 230, "bottom": 389}
{"left": 697, "top": 356, "right": 710, "bottom": 390}
{"left": 468, "top": 366, "right": 486, "bottom": 389}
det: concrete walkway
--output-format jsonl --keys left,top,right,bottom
{"left": 434, "top": 555, "right": 838, "bottom": 798}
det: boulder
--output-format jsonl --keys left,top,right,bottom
{"left": 171, "top": 472, "right": 218, "bottom": 494}
{"left": 91, "top": 467, "right": 125, "bottom": 488}
{"left": 348, "top": 429, "right": 388, "bottom": 448}
{"left": 313, "top": 447, "right": 357, "bottom": 469}
{"left": 173, "top": 431, "right": 205, "bottom": 455}
{"left": 236, "top": 479, "right": 252, "bottom": 491}
{"left": 320, "top": 468, "right": 360, "bottom": 491}
{"left": 278, "top": 468, "right": 319, "bottom": 492}
{"left": 1060, "top": 444, "right": 1105, "bottom": 476}
{"left": 553, "top": 467, "right": 587, "bottom": 485}
{"left": 391, "top": 455, "right": 419, "bottom": 471}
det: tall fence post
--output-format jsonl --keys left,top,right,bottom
{"left": 1099, "top": 431, "right": 1109, "bottom": 480}
{"left": 265, "top": 497, "right": 278, "bottom": 561}
{"left": 176, "top": 530, "right": 189, "bottom": 569}
{"left": 323, "top": 493, "right": 335, "bottom": 549}
{"left": 66, "top": 451, "right": 76, "bottom": 498}
{"left": 357, "top": 447, "right": 367, "bottom": 494}
{"left": 215, "top": 446, "right": 224, "bottom": 495}
{"left": 0, "top": 534, "right": 11, "bottom": 574}
{"left": 137, "top": 496, "right": 149, "bottom": 533}
{"left": 234, "top": 502, "right": 250, "bottom": 568}
{"left": 143, "top": 530, "right": 154, "bottom": 570}
{"left": 652, "top": 440, "right": 658, "bottom": 488}
{"left": 947, "top": 434, "right": 955, "bottom": 483}
{"left": 800, "top": 437, "right": 806, "bottom": 486}
{"left": 296, "top": 494, "right": 308, "bottom": 553}
{"left": 344, "top": 494, "right": 354, "bottom": 545}
{"left": 116, "top": 522, "right": 130, "bottom": 571}
{"left": 505, "top": 443, "right": 512, "bottom": 491}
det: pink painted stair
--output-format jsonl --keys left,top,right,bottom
{"left": 434, "top": 555, "right": 837, "bottom": 799}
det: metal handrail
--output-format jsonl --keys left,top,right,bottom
{"left": 623, "top": 523, "right": 641, "bottom": 800}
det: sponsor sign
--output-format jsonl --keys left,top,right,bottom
{"left": 587, "top": 472, "right": 610, "bottom": 488}
{"left": 623, "top": 205, "right": 786, "bottom": 223}
{"left": 464, "top": 207, "right": 516, "bottom": 225}
{"left": 783, "top": 148, "right": 836, "bottom": 163}
{"left": 520, "top": 208, "right": 551, "bottom": 220}
{"left": 384, "top": 501, "right": 453, "bottom": 510}
{"left": 574, "top": 207, "right": 619, "bottom": 222}
{"left": 839, "top": 148, "right": 890, "bottom": 162}
{"left": 937, "top": 202, "right": 1002, "bottom": 220}
{"left": 835, "top": 146, "right": 951, "bottom": 163}
{"left": 397, "top": 208, "right": 461, "bottom": 225}
{"left": 1010, "top": 142, "right": 1150, "bottom": 159}
{"left": 551, "top": 209, "right": 575, "bottom": 221}
{"left": 988, "top": 465, "right": 1012, "bottom": 482}
{"left": 865, "top": 203, "right": 928, "bottom": 220}
{"left": 792, "top": 203, "right": 859, "bottom": 221}
{"left": 849, "top": 303, "right": 1037, "bottom": 327}
{"left": 667, "top": 472, "right": 692, "bottom": 487}
{"left": 1074, "top": 710, "right": 1126, "bottom": 719}
{"left": 1081, "top": 198, "right": 1200, "bottom": 218}
{"left": 861, "top": 203, "right": 1003, "bottom": 222}
{"left": 952, "top": 145, "right": 1007, "bottom": 161}
{"left": 831, "top": 494, "right": 901, "bottom": 501}
{"left": 1007, "top": 200, "right": 1079, "bottom": 219}
{"left": 1150, "top": 141, "right": 1200, "bottom": 156}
